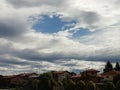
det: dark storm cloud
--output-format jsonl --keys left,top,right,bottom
{"left": 0, "top": 18, "right": 29, "bottom": 38}
{"left": 6, "top": 0, "right": 64, "bottom": 8}
{"left": 86, "top": 49, "right": 120, "bottom": 62}
{"left": 0, "top": 57, "right": 30, "bottom": 65}
{"left": 0, "top": 39, "right": 119, "bottom": 66}
{"left": 12, "top": 49, "right": 73, "bottom": 61}
{"left": 86, "top": 55, "right": 120, "bottom": 62}
{"left": 81, "top": 11, "right": 100, "bottom": 24}
{"left": 12, "top": 48, "right": 120, "bottom": 62}
{"left": 0, "top": 41, "right": 14, "bottom": 54}
{"left": 13, "top": 49, "right": 65, "bottom": 61}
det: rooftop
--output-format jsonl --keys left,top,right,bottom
{"left": 71, "top": 74, "right": 81, "bottom": 79}
{"left": 82, "top": 69, "right": 100, "bottom": 73}
{"left": 101, "top": 70, "right": 120, "bottom": 76}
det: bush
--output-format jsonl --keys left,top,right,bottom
{"left": 76, "top": 80, "right": 85, "bottom": 90}
{"left": 12, "top": 87, "right": 23, "bottom": 90}
{"left": 62, "top": 79, "right": 75, "bottom": 90}
{"left": 113, "top": 74, "right": 120, "bottom": 85}
{"left": 86, "top": 81, "right": 96, "bottom": 90}
{"left": 57, "top": 81, "right": 63, "bottom": 86}
{"left": 105, "top": 82, "right": 116, "bottom": 90}
{"left": 116, "top": 80, "right": 120, "bottom": 90}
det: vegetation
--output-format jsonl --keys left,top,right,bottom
{"left": 116, "top": 80, "right": 120, "bottom": 90}
{"left": 62, "top": 79, "right": 75, "bottom": 90}
{"left": 113, "top": 74, "right": 120, "bottom": 85}
{"left": 0, "top": 61, "right": 120, "bottom": 90}
{"left": 115, "top": 62, "right": 120, "bottom": 71}
{"left": 86, "top": 81, "right": 96, "bottom": 90}
{"left": 75, "top": 80, "right": 86, "bottom": 90}
{"left": 105, "top": 82, "right": 116, "bottom": 90}
{"left": 104, "top": 61, "right": 113, "bottom": 73}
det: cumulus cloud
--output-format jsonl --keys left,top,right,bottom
{"left": 6, "top": 0, "right": 65, "bottom": 8}
{"left": 0, "top": 0, "right": 119, "bottom": 74}
{"left": 0, "top": 18, "right": 30, "bottom": 38}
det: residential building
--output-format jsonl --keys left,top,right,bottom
{"left": 71, "top": 69, "right": 103, "bottom": 83}
{"left": 70, "top": 74, "right": 82, "bottom": 82}
{"left": 52, "top": 71, "right": 71, "bottom": 81}
{"left": 101, "top": 70, "right": 120, "bottom": 82}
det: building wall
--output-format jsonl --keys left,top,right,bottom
{"left": 82, "top": 72, "right": 97, "bottom": 77}
{"left": 102, "top": 75, "right": 114, "bottom": 82}
{"left": 57, "top": 72, "right": 70, "bottom": 81}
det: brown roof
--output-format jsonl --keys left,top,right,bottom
{"left": 18, "top": 72, "right": 37, "bottom": 77}
{"left": 3, "top": 75, "right": 16, "bottom": 79}
{"left": 3, "top": 73, "right": 38, "bottom": 79}
{"left": 101, "top": 70, "right": 120, "bottom": 76}
{"left": 71, "top": 74, "right": 103, "bottom": 79}
{"left": 96, "top": 74, "right": 104, "bottom": 78}
{"left": 52, "top": 71, "right": 69, "bottom": 74}
{"left": 82, "top": 69, "right": 100, "bottom": 73}
{"left": 71, "top": 74, "right": 82, "bottom": 79}
{"left": 10, "top": 77, "right": 25, "bottom": 85}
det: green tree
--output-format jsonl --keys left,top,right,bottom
{"left": 31, "top": 79, "right": 40, "bottom": 90}
{"left": 86, "top": 81, "right": 96, "bottom": 90}
{"left": 39, "top": 72, "right": 57, "bottom": 90}
{"left": 113, "top": 74, "right": 120, "bottom": 85}
{"left": 105, "top": 82, "right": 116, "bottom": 90}
{"left": 39, "top": 76, "right": 51, "bottom": 90}
{"left": 76, "top": 80, "right": 86, "bottom": 90}
{"left": 40, "top": 72, "right": 53, "bottom": 79}
{"left": 12, "top": 87, "right": 23, "bottom": 90}
{"left": 62, "top": 79, "right": 68, "bottom": 90}
{"left": 104, "top": 61, "right": 113, "bottom": 73}
{"left": 62, "top": 79, "right": 75, "bottom": 90}
{"left": 68, "top": 80, "right": 76, "bottom": 90}
{"left": 115, "top": 62, "right": 120, "bottom": 71}
{"left": 57, "top": 81, "right": 63, "bottom": 86}
{"left": 116, "top": 80, "right": 120, "bottom": 90}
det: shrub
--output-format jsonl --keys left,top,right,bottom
{"left": 113, "top": 74, "right": 120, "bottom": 85}
{"left": 116, "top": 80, "right": 120, "bottom": 90}
{"left": 76, "top": 80, "right": 85, "bottom": 90}
{"left": 105, "top": 82, "right": 116, "bottom": 90}
{"left": 86, "top": 81, "right": 96, "bottom": 90}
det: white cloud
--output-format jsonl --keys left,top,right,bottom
{"left": 0, "top": 0, "right": 119, "bottom": 74}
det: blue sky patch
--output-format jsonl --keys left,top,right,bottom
{"left": 32, "top": 15, "right": 92, "bottom": 38}
{"left": 72, "top": 28, "right": 92, "bottom": 38}
{"left": 33, "top": 15, "right": 65, "bottom": 33}
{"left": 32, "top": 15, "right": 77, "bottom": 33}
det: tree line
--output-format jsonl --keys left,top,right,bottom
{"left": 104, "top": 61, "right": 120, "bottom": 73}
{"left": 0, "top": 61, "right": 120, "bottom": 90}
{"left": 12, "top": 61, "right": 120, "bottom": 90}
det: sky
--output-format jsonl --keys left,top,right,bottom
{"left": 0, "top": 0, "right": 120, "bottom": 75}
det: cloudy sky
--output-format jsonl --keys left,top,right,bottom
{"left": 0, "top": 0, "right": 120, "bottom": 75}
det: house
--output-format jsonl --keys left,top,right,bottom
{"left": 3, "top": 75, "right": 25, "bottom": 85}
{"left": 81, "top": 69, "right": 100, "bottom": 77}
{"left": 71, "top": 69, "right": 103, "bottom": 83}
{"left": 18, "top": 72, "right": 39, "bottom": 78}
{"left": 71, "top": 74, "right": 81, "bottom": 79}
{"left": 101, "top": 70, "right": 120, "bottom": 82}
{"left": 52, "top": 71, "right": 71, "bottom": 81}
{"left": 10, "top": 76, "right": 25, "bottom": 85}
{"left": 81, "top": 69, "right": 103, "bottom": 83}
{"left": 3, "top": 72, "right": 39, "bottom": 86}
{"left": 70, "top": 74, "right": 82, "bottom": 82}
